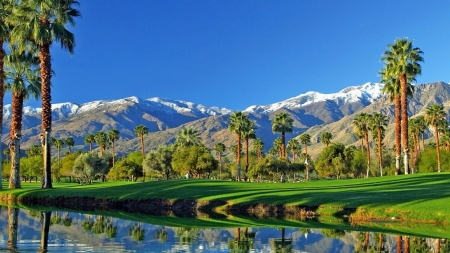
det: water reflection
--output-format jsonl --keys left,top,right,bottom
{"left": 0, "top": 206, "right": 448, "bottom": 253}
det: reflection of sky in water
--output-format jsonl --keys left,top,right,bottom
{"left": 0, "top": 207, "right": 444, "bottom": 252}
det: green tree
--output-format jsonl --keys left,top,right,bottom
{"left": 315, "top": 143, "right": 349, "bottom": 178}
{"left": 425, "top": 104, "right": 447, "bottom": 172}
{"left": 107, "top": 159, "right": 141, "bottom": 181}
{"left": 353, "top": 113, "right": 372, "bottom": 178}
{"left": 65, "top": 137, "right": 75, "bottom": 154}
{"left": 228, "top": 111, "right": 248, "bottom": 181}
{"left": 370, "top": 112, "right": 388, "bottom": 177}
{"left": 107, "top": 129, "right": 120, "bottom": 166}
{"left": 72, "top": 152, "right": 108, "bottom": 184}
{"left": 273, "top": 137, "right": 283, "bottom": 157}
{"left": 214, "top": 142, "right": 226, "bottom": 179}
{"left": 51, "top": 138, "right": 64, "bottom": 164}
{"left": 381, "top": 38, "right": 423, "bottom": 175}
{"left": 320, "top": 132, "right": 333, "bottom": 147}
{"left": 84, "top": 133, "right": 95, "bottom": 152}
{"left": 171, "top": 145, "right": 217, "bottom": 178}
{"left": 5, "top": 48, "right": 40, "bottom": 188}
{"left": 11, "top": 0, "right": 81, "bottom": 189}
{"left": 143, "top": 146, "right": 173, "bottom": 180}
{"left": 271, "top": 112, "right": 293, "bottom": 158}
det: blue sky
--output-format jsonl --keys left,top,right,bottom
{"left": 12, "top": 1, "right": 450, "bottom": 110}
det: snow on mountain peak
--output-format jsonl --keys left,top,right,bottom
{"left": 244, "top": 82, "right": 384, "bottom": 114}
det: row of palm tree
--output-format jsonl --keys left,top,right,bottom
{"left": 0, "top": 0, "right": 80, "bottom": 189}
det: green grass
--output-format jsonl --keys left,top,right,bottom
{"left": 2, "top": 173, "right": 450, "bottom": 238}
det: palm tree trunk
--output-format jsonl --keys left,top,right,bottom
{"left": 237, "top": 133, "right": 241, "bottom": 181}
{"left": 397, "top": 235, "right": 402, "bottom": 253}
{"left": 395, "top": 95, "right": 401, "bottom": 175}
{"left": 89, "top": 142, "right": 93, "bottom": 152}
{"left": 421, "top": 133, "right": 425, "bottom": 152}
{"left": 40, "top": 211, "right": 51, "bottom": 252}
{"left": 305, "top": 144, "right": 309, "bottom": 181}
{"left": 245, "top": 138, "right": 249, "bottom": 181}
{"left": 378, "top": 129, "right": 383, "bottom": 177}
{"left": 0, "top": 41, "right": 4, "bottom": 189}
{"left": 404, "top": 236, "right": 410, "bottom": 253}
{"left": 365, "top": 130, "right": 370, "bottom": 178}
{"left": 400, "top": 74, "right": 409, "bottom": 174}
{"left": 378, "top": 234, "right": 383, "bottom": 251}
{"left": 9, "top": 94, "right": 23, "bottom": 189}
{"left": 219, "top": 153, "right": 222, "bottom": 180}
{"left": 40, "top": 41, "right": 53, "bottom": 189}
{"left": 281, "top": 132, "right": 285, "bottom": 157}
{"left": 112, "top": 141, "right": 115, "bottom": 166}
{"left": 140, "top": 136, "right": 145, "bottom": 182}
{"left": 435, "top": 124, "right": 441, "bottom": 172}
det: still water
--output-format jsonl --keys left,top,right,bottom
{"left": 0, "top": 206, "right": 447, "bottom": 253}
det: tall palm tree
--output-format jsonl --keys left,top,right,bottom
{"left": 242, "top": 118, "right": 256, "bottom": 179}
{"left": 0, "top": 0, "right": 14, "bottom": 189}
{"left": 228, "top": 111, "right": 248, "bottom": 181}
{"left": 214, "top": 142, "right": 225, "bottom": 180}
{"left": 5, "top": 49, "right": 40, "bottom": 188}
{"left": 381, "top": 38, "right": 423, "bottom": 175}
{"left": 271, "top": 112, "right": 293, "bottom": 158}
{"left": 287, "top": 138, "right": 300, "bottom": 163}
{"left": 409, "top": 118, "right": 421, "bottom": 164}
{"left": 107, "top": 129, "right": 120, "bottom": 166}
{"left": 299, "top": 133, "right": 311, "bottom": 181}
{"left": 353, "top": 113, "right": 372, "bottom": 178}
{"left": 134, "top": 124, "right": 148, "bottom": 181}
{"left": 320, "top": 132, "right": 332, "bottom": 147}
{"left": 425, "top": 104, "right": 447, "bottom": 173}
{"left": 252, "top": 138, "right": 264, "bottom": 161}
{"left": 370, "top": 113, "right": 388, "bottom": 177}
{"left": 65, "top": 137, "right": 74, "bottom": 154}
{"left": 11, "top": 0, "right": 80, "bottom": 189}
{"left": 415, "top": 115, "right": 426, "bottom": 151}
{"left": 94, "top": 131, "right": 108, "bottom": 157}
{"left": 175, "top": 127, "right": 202, "bottom": 147}
{"left": 84, "top": 133, "right": 95, "bottom": 152}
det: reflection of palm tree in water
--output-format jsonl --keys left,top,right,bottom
{"left": 92, "top": 215, "right": 107, "bottom": 234}
{"left": 7, "top": 207, "right": 19, "bottom": 251}
{"left": 105, "top": 217, "right": 117, "bottom": 238}
{"left": 129, "top": 222, "right": 145, "bottom": 241}
{"left": 155, "top": 227, "right": 168, "bottom": 243}
{"left": 228, "top": 228, "right": 256, "bottom": 253}
{"left": 271, "top": 228, "right": 292, "bottom": 253}
{"left": 39, "top": 211, "right": 52, "bottom": 252}
{"left": 175, "top": 227, "right": 198, "bottom": 245}
{"left": 50, "top": 211, "right": 61, "bottom": 225}
{"left": 81, "top": 215, "right": 94, "bottom": 232}
{"left": 62, "top": 212, "right": 72, "bottom": 227}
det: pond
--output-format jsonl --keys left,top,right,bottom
{"left": 0, "top": 206, "right": 448, "bottom": 253}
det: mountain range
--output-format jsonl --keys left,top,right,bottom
{"left": 3, "top": 81, "right": 450, "bottom": 158}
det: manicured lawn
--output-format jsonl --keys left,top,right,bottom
{"left": 2, "top": 173, "right": 450, "bottom": 224}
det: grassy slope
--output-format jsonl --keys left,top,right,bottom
{"left": 2, "top": 173, "right": 450, "bottom": 238}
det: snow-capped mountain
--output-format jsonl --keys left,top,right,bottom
{"left": 244, "top": 82, "right": 384, "bottom": 114}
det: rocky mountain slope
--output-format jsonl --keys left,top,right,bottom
{"left": 3, "top": 81, "right": 449, "bottom": 158}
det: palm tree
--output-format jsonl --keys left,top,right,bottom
{"left": 228, "top": 111, "right": 249, "bottom": 181}
{"left": 409, "top": 118, "right": 421, "bottom": 165}
{"left": 381, "top": 38, "right": 424, "bottom": 175}
{"left": 252, "top": 138, "right": 264, "bottom": 161}
{"left": 320, "top": 132, "right": 332, "bottom": 147}
{"left": 176, "top": 127, "right": 202, "bottom": 147}
{"left": 65, "top": 137, "right": 75, "bottom": 154}
{"left": 0, "top": 0, "right": 14, "bottom": 189}
{"left": 94, "top": 131, "right": 108, "bottom": 157}
{"left": 11, "top": 0, "right": 81, "bottom": 189}
{"left": 84, "top": 133, "right": 95, "bottom": 152}
{"left": 273, "top": 137, "right": 283, "bottom": 157}
{"left": 299, "top": 134, "right": 311, "bottom": 181}
{"left": 287, "top": 138, "right": 300, "bottom": 163}
{"left": 242, "top": 118, "right": 256, "bottom": 179}
{"left": 353, "top": 113, "right": 372, "bottom": 178}
{"left": 380, "top": 69, "right": 414, "bottom": 175}
{"left": 370, "top": 113, "right": 388, "bottom": 177}
{"left": 214, "top": 142, "right": 226, "bottom": 180}
{"left": 416, "top": 115, "right": 426, "bottom": 151}
{"left": 51, "top": 138, "right": 64, "bottom": 164}
{"left": 5, "top": 49, "right": 40, "bottom": 188}
{"left": 271, "top": 112, "right": 293, "bottom": 158}
{"left": 425, "top": 104, "right": 447, "bottom": 172}
{"left": 107, "top": 129, "right": 120, "bottom": 166}
{"left": 134, "top": 124, "right": 148, "bottom": 181}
